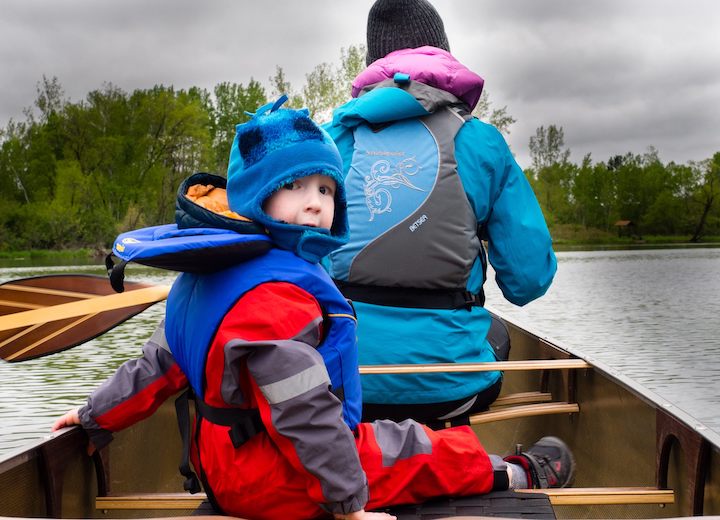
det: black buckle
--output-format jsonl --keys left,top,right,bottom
{"left": 229, "top": 415, "right": 264, "bottom": 449}
{"left": 463, "top": 291, "right": 477, "bottom": 306}
{"left": 183, "top": 474, "right": 202, "bottom": 494}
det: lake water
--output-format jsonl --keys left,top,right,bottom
{"left": 1, "top": 247, "right": 719, "bottom": 456}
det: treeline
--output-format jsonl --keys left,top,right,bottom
{"left": 0, "top": 45, "right": 514, "bottom": 251}
{"left": 1, "top": 46, "right": 717, "bottom": 252}
{"left": 525, "top": 126, "right": 720, "bottom": 242}
{"left": 0, "top": 47, "right": 365, "bottom": 251}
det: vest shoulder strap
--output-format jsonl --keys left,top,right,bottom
{"left": 107, "top": 225, "right": 272, "bottom": 292}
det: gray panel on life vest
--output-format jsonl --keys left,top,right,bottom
{"left": 347, "top": 107, "right": 480, "bottom": 289}
{"left": 357, "top": 78, "right": 470, "bottom": 117}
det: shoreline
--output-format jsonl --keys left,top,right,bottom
{"left": 2, "top": 237, "right": 720, "bottom": 265}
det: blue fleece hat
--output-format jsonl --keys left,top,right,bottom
{"left": 226, "top": 97, "right": 348, "bottom": 263}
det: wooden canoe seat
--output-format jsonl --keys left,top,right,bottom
{"left": 517, "top": 487, "right": 674, "bottom": 506}
{"left": 96, "top": 493, "right": 205, "bottom": 510}
{"left": 95, "top": 486, "right": 674, "bottom": 510}
{"left": 468, "top": 401, "right": 579, "bottom": 425}
{"left": 492, "top": 390, "right": 553, "bottom": 406}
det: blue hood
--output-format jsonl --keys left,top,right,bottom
{"left": 226, "top": 99, "right": 349, "bottom": 263}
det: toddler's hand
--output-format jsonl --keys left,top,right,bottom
{"left": 335, "top": 511, "right": 397, "bottom": 520}
{"left": 51, "top": 407, "right": 81, "bottom": 432}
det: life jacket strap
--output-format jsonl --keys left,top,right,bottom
{"left": 194, "top": 399, "right": 265, "bottom": 449}
{"left": 333, "top": 280, "right": 484, "bottom": 310}
{"left": 105, "top": 254, "right": 128, "bottom": 293}
{"left": 174, "top": 390, "right": 202, "bottom": 494}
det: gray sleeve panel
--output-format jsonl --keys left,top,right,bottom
{"left": 220, "top": 318, "right": 323, "bottom": 406}
{"left": 78, "top": 321, "right": 180, "bottom": 448}
{"left": 371, "top": 419, "right": 433, "bottom": 467}
{"left": 246, "top": 342, "right": 368, "bottom": 513}
{"left": 148, "top": 319, "right": 170, "bottom": 352}
{"left": 348, "top": 108, "right": 480, "bottom": 289}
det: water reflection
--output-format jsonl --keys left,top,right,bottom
{"left": 2, "top": 249, "right": 720, "bottom": 455}
{"left": 0, "top": 265, "right": 176, "bottom": 454}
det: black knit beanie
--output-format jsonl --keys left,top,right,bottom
{"left": 365, "top": 0, "right": 450, "bottom": 66}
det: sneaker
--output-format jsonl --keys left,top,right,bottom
{"left": 504, "top": 436, "right": 576, "bottom": 488}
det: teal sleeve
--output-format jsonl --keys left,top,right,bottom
{"left": 456, "top": 121, "right": 557, "bottom": 306}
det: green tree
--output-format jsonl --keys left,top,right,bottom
{"left": 207, "top": 81, "right": 266, "bottom": 172}
{"left": 0, "top": 121, "right": 34, "bottom": 203}
{"left": 571, "top": 155, "right": 615, "bottom": 230}
{"left": 472, "top": 90, "right": 516, "bottom": 136}
{"left": 269, "top": 66, "right": 304, "bottom": 108}
{"left": 529, "top": 125, "right": 570, "bottom": 172}
{"left": 302, "top": 62, "right": 344, "bottom": 123}
{"left": 527, "top": 125, "right": 572, "bottom": 223}
{"left": 301, "top": 45, "right": 366, "bottom": 123}
{"left": 128, "top": 86, "right": 213, "bottom": 224}
{"left": 688, "top": 152, "right": 720, "bottom": 242}
{"left": 338, "top": 45, "right": 366, "bottom": 97}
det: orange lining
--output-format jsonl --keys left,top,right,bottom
{"left": 185, "top": 184, "right": 251, "bottom": 221}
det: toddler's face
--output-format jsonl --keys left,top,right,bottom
{"left": 264, "top": 174, "right": 336, "bottom": 230}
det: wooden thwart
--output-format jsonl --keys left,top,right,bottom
{"left": 359, "top": 358, "right": 590, "bottom": 374}
{"left": 492, "top": 391, "right": 553, "bottom": 407}
{"left": 95, "top": 487, "right": 674, "bottom": 510}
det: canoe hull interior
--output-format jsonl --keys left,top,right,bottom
{"left": 0, "top": 315, "right": 719, "bottom": 518}
{"left": 475, "top": 319, "right": 720, "bottom": 518}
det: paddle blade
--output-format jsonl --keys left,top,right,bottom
{"left": 0, "top": 274, "right": 163, "bottom": 362}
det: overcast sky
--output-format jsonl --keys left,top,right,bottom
{"left": 2, "top": 0, "right": 719, "bottom": 168}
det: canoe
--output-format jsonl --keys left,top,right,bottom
{"left": 0, "top": 311, "right": 718, "bottom": 519}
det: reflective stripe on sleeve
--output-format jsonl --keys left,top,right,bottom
{"left": 259, "top": 363, "right": 330, "bottom": 404}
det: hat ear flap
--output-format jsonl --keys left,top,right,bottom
{"left": 238, "top": 127, "right": 264, "bottom": 163}
{"left": 293, "top": 117, "right": 323, "bottom": 139}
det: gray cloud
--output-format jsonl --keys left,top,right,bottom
{"left": 1, "top": 0, "right": 718, "bottom": 170}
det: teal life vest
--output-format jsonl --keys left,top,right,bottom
{"left": 328, "top": 79, "right": 485, "bottom": 309}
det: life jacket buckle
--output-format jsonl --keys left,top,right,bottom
{"left": 183, "top": 474, "right": 202, "bottom": 494}
{"left": 228, "top": 414, "right": 264, "bottom": 449}
{"left": 463, "top": 291, "right": 480, "bottom": 309}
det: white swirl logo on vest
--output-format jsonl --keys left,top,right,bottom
{"left": 363, "top": 156, "right": 424, "bottom": 221}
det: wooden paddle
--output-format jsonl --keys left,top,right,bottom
{"left": 0, "top": 275, "right": 170, "bottom": 362}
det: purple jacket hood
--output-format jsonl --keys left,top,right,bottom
{"left": 352, "top": 46, "right": 485, "bottom": 110}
